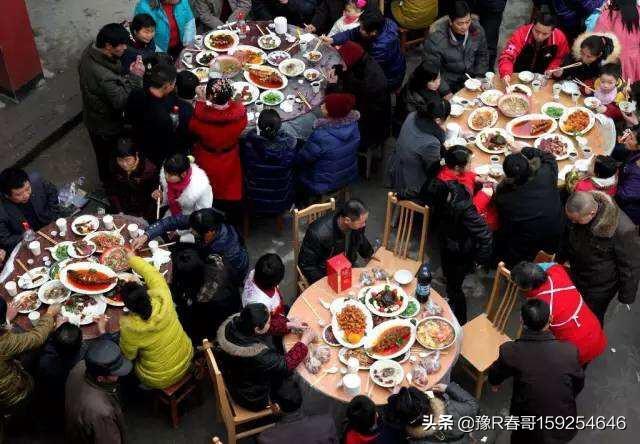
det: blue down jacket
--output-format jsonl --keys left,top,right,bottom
{"left": 332, "top": 19, "right": 407, "bottom": 91}
{"left": 296, "top": 111, "right": 360, "bottom": 196}
{"left": 240, "top": 129, "right": 298, "bottom": 214}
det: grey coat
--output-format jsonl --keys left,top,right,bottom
{"left": 78, "top": 44, "right": 142, "bottom": 136}
{"left": 422, "top": 17, "right": 489, "bottom": 95}
{"left": 387, "top": 112, "right": 443, "bottom": 199}
{"left": 190, "top": 0, "right": 251, "bottom": 30}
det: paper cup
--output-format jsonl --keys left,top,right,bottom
{"left": 127, "top": 224, "right": 139, "bottom": 238}
{"left": 342, "top": 374, "right": 361, "bottom": 396}
{"left": 56, "top": 218, "right": 67, "bottom": 236}
{"left": 103, "top": 215, "right": 114, "bottom": 230}
{"left": 255, "top": 100, "right": 264, "bottom": 113}
{"left": 311, "top": 81, "right": 321, "bottom": 94}
{"left": 445, "top": 122, "right": 461, "bottom": 140}
{"left": 28, "top": 311, "right": 40, "bottom": 326}
{"left": 194, "top": 35, "right": 204, "bottom": 49}
{"left": 346, "top": 357, "right": 360, "bottom": 374}
{"left": 183, "top": 52, "right": 193, "bottom": 66}
{"left": 28, "top": 241, "right": 41, "bottom": 256}
{"left": 274, "top": 16, "right": 288, "bottom": 34}
{"left": 4, "top": 281, "right": 17, "bottom": 297}
{"left": 581, "top": 147, "right": 593, "bottom": 159}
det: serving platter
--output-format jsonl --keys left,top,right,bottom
{"left": 506, "top": 114, "right": 558, "bottom": 139}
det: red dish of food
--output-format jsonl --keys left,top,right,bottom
{"left": 370, "top": 326, "right": 412, "bottom": 356}
{"left": 67, "top": 269, "right": 117, "bottom": 292}
{"left": 100, "top": 246, "right": 132, "bottom": 272}
{"left": 511, "top": 119, "right": 553, "bottom": 137}
{"left": 248, "top": 68, "right": 284, "bottom": 89}
{"left": 209, "top": 34, "right": 235, "bottom": 50}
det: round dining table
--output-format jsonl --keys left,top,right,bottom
{"left": 446, "top": 76, "right": 611, "bottom": 177}
{"left": 284, "top": 266, "right": 462, "bottom": 407}
{"left": 0, "top": 214, "right": 171, "bottom": 340}
{"left": 177, "top": 21, "right": 342, "bottom": 124}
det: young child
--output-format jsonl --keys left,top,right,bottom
{"left": 573, "top": 155, "right": 619, "bottom": 196}
{"left": 328, "top": 0, "right": 367, "bottom": 37}
{"left": 242, "top": 253, "right": 286, "bottom": 316}
{"left": 594, "top": 63, "right": 626, "bottom": 121}
{"left": 343, "top": 395, "right": 379, "bottom": 444}
{"left": 122, "top": 13, "right": 157, "bottom": 74}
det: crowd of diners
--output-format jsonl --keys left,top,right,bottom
{"left": 1, "top": 0, "right": 640, "bottom": 443}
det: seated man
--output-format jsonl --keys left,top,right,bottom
{"left": 0, "top": 168, "right": 60, "bottom": 251}
{"left": 298, "top": 199, "right": 373, "bottom": 284}
{"left": 132, "top": 207, "right": 249, "bottom": 284}
{"left": 326, "top": 9, "right": 406, "bottom": 91}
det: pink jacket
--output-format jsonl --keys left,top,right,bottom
{"left": 594, "top": 6, "right": 640, "bottom": 82}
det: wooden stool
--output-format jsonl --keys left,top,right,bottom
{"left": 398, "top": 27, "right": 428, "bottom": 53}
{"left": 154, "top": 370, "right": 200, "bottom": 428}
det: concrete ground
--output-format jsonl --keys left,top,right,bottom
{"left": 3, "top": 0, "right": 637, "bottom": 443}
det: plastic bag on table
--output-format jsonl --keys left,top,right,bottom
{"left": 411, "top": 364, "right": 429, "bottom": 387}
{"left": 371, "top": 268, "right": 389, "bottom": 281}
{"left": 359, "top": 271, "right": 374, "bottom": 287}
{"left": 305, "top": 354, "right": 322, "bottom": 374}
{"left": 422, "top": 299, "right": 443, "bottom": 316}
{"left": 417, "top": 350, "right": 441, "bottom": 374}
{"left": 314, "top": 344, "right": 331, "bottom": 364}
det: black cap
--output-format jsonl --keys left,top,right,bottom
{"left": 85, "top": 340, "right": 133, "bottom": 377}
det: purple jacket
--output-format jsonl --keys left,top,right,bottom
{"left": 616, "top": 152, "right": 640, "bottom": 225}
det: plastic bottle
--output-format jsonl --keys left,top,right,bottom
{"left": 22, "top": 221, "right": 36, "bottom": 243}
{"left": 170, "top": 106, "right": 180, "bottom": 129}
{"left": 415, "top": 262, "right": 432, "bottom": 303}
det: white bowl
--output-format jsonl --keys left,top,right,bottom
{"left": 518, "top": 71, "right": 534, "bottom": 83}
{"left": 450, "top": 103, "right": 465, "bottom": 116}
{"left": 394, "top": 269, "right": 413, "bottom": 285}
{"left": 464, "top": 78, "right": 482, "bottom": 91}
{"left": 583, "top": 96, "right": 601, "bottom": 110}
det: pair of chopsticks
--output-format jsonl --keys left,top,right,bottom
{"left": 300, "top": 295, "right": 324, "bottom": 322}
{"left": 314, "top": 36, "right": 325, "bottom": 52}
{"left": 571, "top": 78, "right": 594, "bottom": 93}
{"left": 37, "top": 231, "right": 57, "bottom": 245}
{"left": 546, "top": 61, "right": 583, "bottom": 74}
{"left": 256, "top": 24, "right": 266, "bottom": 36}
{"left": 15, "top": 259, "right": 33, "bottom": 279}
{"left": 140, "top": 242, "right": 176, "bottom": 252}
{"left": 297, "top": 91, "right": 312, "bottom": 110}
{"left": 285, "top": 40, "right": 300, "bottom": 53}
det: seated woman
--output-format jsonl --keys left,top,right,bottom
{"left": 134, "top": 0, "right": 196, "bottom": 55}
{"left": 391, "top": 0, "right": 437, "bottom": 30}
{"left": 240, "top": 110, "right": 297, "bottom": 216}
{"left": 512, "top": 261, "right": 607, "bottom": 366}
{"left": 392, "top": 62, "right": 441, "bottom": 137}
{"left": 216, "top": 303, "right": 316, "bottom": 411}
{"left": 191, "top": 0, "right": 250, "bottom": 31}
{"left": 154, "top": 153, "right": 213, "bottom": 218}
{"left": 119, "top": 253, "right": 194, "bottom": 389}
{"left": 384, "top": 385, "right": 478, "bottom": 442}
{"left": 573, "top": 155, "right": 619, "bottom": 196}
{"left": 171, "top": 248, "right": 241, "bottom": 344}
{"left": 555, "top": 32, "right": 621, "bottom": 88}
{"left": 296, "top": 93, "right": 360, "bottom": 198}
{"left": 108, "top": 138, "right": 159, "bottom": 221}
{"left": 242, "top": 253, "right": 286, "bottom": 316}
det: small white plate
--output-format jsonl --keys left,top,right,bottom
{"left": 38, "top": 279, "right": 71, "bottom": 304}
{"left": 369, "top": 359, "right": 404, "bottom": 388}
{"left": 71, "top": 215, "right": 99, "bottom": 236}
{"left": 393, "top": 269, "right": 413, "bottom": 285}
{"left": 18, "top": 267, "right": 50, "bottom": 290}
{"left": 13, "top": 290, "right": 41, "bottom": 314}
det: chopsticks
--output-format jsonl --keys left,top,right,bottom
{"left": 37, "top": 231, "right": 57, "bottom": 245}
{"left": 571, "top": 78, "right": 594, "bottom": 93}
{"left": 297, "top": 91, "right": 312, "bottom": 110}
{"left": 300, "top": 295, "right": 324, "bottom": 322}
{"left": 312, "top": 371, "right": 331, "bottom": 387}
{"left": 285, "top": 40, "right": 300, "bottom": 53}
{"left": 16, "top": 259, "right": 33, "bottom": 278}
{"left": 313, "top": 35, "right": 325, "bottom": 52}
{"left": 140, "top": 242, "right": 176, "bottom": 252}
{"left": 156, "top": 185, "right": 162, "bottom": 220}
{"left": 116, "top": 224, "right": 126, "bottom": 233}
{"left": 256, "top": 24, "right": 266, "bottom": 36}
{"left": 546, "top": 61, "right": 582, "bottom": 73}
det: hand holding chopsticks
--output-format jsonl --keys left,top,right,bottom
{"left": 546, "top": 61, "right": 582, "bottom": 74}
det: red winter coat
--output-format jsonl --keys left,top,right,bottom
{"left": 526, "top": 264, "right": 607, "bottom": 365}
{"left": 189, "top": 100, "right": 248, "bottom": 201}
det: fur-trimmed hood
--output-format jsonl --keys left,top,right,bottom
{"left": 159, "top": 161, "right": 213, "bottom": 216}
{"left": 406, "top": 396, "right": 447, "bottom": 439}
{"left": 572, "top": 32, "right": 621, "bottom": 65}
{"left": 216, "top": 314, "right": 269, "bottom": 358}
{"left": 590, "top": 191, "right": 619, "bottom": 238}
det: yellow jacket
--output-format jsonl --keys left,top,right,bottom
{"left": 391, "top": 0, "right": 438, "bottom": 30}
{"left": 119, "top": 256, "right": 193, "bottom": 389}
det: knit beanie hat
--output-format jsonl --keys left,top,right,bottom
{"left": 324, "top": 93, "right": 356, "bottom": 119}
{"left": 338, "top": 41, "right": 365, "bottom": 69}
{"left": 503, "top": 154, "right": 531, "bottom": 184}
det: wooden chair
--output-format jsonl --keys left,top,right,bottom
{"left": 398, "top": 27, "right": 429, "bottom": 53}
{"left": 202, "top": 340, "right": 278, "bottom": 444}
{"left": 292, "top": 198, "right": 336, "bottom": 294}
{"left": 380, "top": 192, "right": 429, "bottom": 274}
{"left": 459, "top": 262, "right": 520, "bottom": 399}
{"left": 153, "top": 368, "right": 201, "bottom": 428}
{"left": 534, "top": 250, "right": 555, "bottom": 263}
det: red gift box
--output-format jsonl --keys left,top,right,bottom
{"left": 326, "top": 254, "right": 352, "bottom": 293}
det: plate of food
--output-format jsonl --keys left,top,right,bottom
{"left": 100, "top": 273, "right": 141, "bottom": 307}
{"left": 475, "top": 128, "right": 515, "bottom": 154}
{"left": 361, "top": 284, "right": 409, "bottom": 317}
{"left": 259, "top": 89, "right": 285, "bottom": 106}
{"left": 190, "top": 67, "right": 209, "bottom": 83}
{"left": 399, "top": 297, "right": 420, "bottom": 318}
{"left": 467, "top": 106, "right": 499, "bottom": 131}
{"left": 479, "top": 89, "right": 504, "bottom": 107}
{"left": 303, "top": 68, "right": 321, "bottom": 82}
{"left": 68, "top": 239, "right": 97, "bottom": 258}
{"left": 416, "top": 316, "right": 457, "bottom": 350}
{"left": 100, "top": 246, "right": 132, "bottom": 272}
{"left": 507, "top": 83, "right": 532, "bottom": 96}
{"left": 559, "top": 107, "right": 595, "bottom": 136}
{"left": 232, "top": 81, "right": 259, "bottom": 105}
{"left": 229, "top": 45, "right": 266, "bottom": 65}
{"left": 331, "top": 299, "right": 373, "bottom": 349}
{"left": 18, "top": 267, "right": 50, "bottom": 290}
{"left": 212, "top": 55, "right": 242, "bottom": 77}
{"left": 71, "top": 215, "right": 99, "bottom": 236}
{"left": 363, "top": 318, "right": 416, "bottom": 360}
{"left": 195, "top": 50, "right": 218, "bottom": 66}
{"left": 59, "top": 262, "right": 118, "bottom": 295}
{"left": 61, "top": 293, "right": 107, "bottom": 325}
{"left": 369, "top": 359, "right": 404, "bottom": 387}
{"left": 474, "top": 164, "right": 505, "bottom": 179}
{"left": 49, "top": 241, "right": 74, "bottom": 261}
{"left": 84, "top": 231, "right": 125, "bottom": 254}
{"left": 204, "top": 30, "right": 239, "bottom": 52}
{"left": 518, "top": 71, "right": 534, "bottom": 83}
{"left": 449, "top": 103, "right": 465, "bottom": 117}
{"left": 322, "top": 325, "right": 341, "bottom": 347}
{"left": 506, "top": 114, "right": 557, "bottom": 139}
{"left": 583, "top": 96, "right": 601, "bottom": 110}
{"left": 497, "top": 93, "right": 530, "bottom": 117}
{"left": 338, "top": 347, "right": 375, "bottom": 370}
{"left": 534, "top": 134, "right": 576, "bottom": 160}
{"left": 244, "top": 65, "right": 288, "bottom": 90}
{"left": 464, "top": 78, "right": 481, "bottom": 91}
{"left": 278, "top": 58, "right": 305, "bottom": 77}
{"left": 541, "top": 102, "right": 566, "bottom": 120}
{"left": 38, "top": 279, "right": 71, "bottom": 304}
{"left": 257, "top": 34, "right": 281, "bottom": 50}
{"left": 560, "top": 80, "right": 580, "bottom": 95}
{"left": 303, "top": 50, "right": 323, "bottom": 64}
{"left": 13, "top": 290, "right": 41, "bottom": 314}
{"left": 266, "top": 50, "right": 290, "bottom": 66}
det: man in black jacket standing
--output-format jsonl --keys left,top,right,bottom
{"left": 298, "top": 199, "right": 374, "bottom": 284}
{"left": 489, "top": 299, "right": 585, "bottom": 444}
